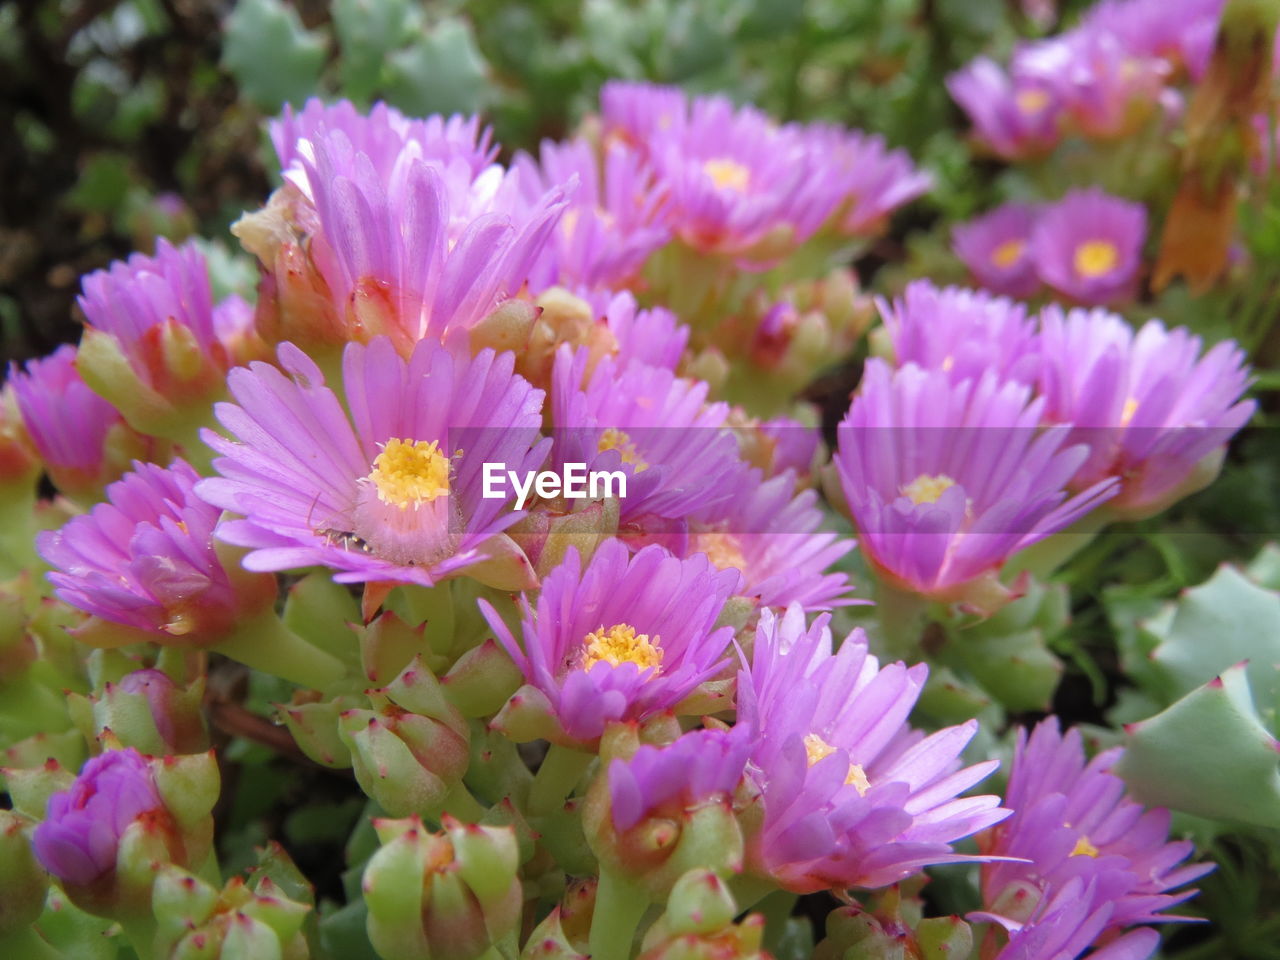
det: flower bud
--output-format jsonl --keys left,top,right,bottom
{"left": 280, "top": 693, "right": 361, "bottom": 769}
{"left": 0, "top": 809, "right": 49, "bottom": 935}
{"left": 637, "top": 870, "right": 767, "bottom": 960}
{"left": 340, "top": 657, "right": 470, "bottom": 818}
{"left": 152, "top": 867, "right": 312, "bottom": 960}
{"left": 363, "top": 815, "right": 521, "bottom": 960}
{"left": 78, "top": 669, "right": 208, "bottom": 756}
{"left": 441, "top": 640, "right": 524, "bottom": 718}
{"left": 813, "top": 906, "right": 908, "bottom": 960}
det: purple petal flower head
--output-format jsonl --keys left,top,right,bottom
{"left": 739, "top": 605, "right": 1008, "bottom": 893}
{"left": 684, "top": 468, "right": 857, "bottom": 611}
{"left": 806, "top": 126, "right": 932, "bottom": 237}
{"left": 878, "top": 281, "right": 1041, "bottom": 386}
{"left": 1082, "top": 0, "right": 1224, "bottom": 79}
{"left": 1031, "top": 189, "right": 1147, "bottom": 306}
{"left": 947, "top": 57, "right": 1062, "bottom": 160}
{"left": 198, "top": 337, "right": 549, "bottom": 589}
{"left": 9, "top": 345, "right": 137, "bottom": 498}
{"left": 608, "top": 724, "right": 753, "bottom": 832}
{"left": 1037, "top": 306, "right": 1255, "bottom": 516}
{"left": 33, "top": 748, "right": 163, "bottom": 887}
{"left": 1015, "top": 31, "right": 1170, "bottom": 140}
{"left": 590, "top": 290, "right": 689, "bottom": 374}
{"left": 38, "top": 459, "right": 265, "bottom": 646}
{"left": 834, "top": 360, "right": 1117, "bottom": 604}
{"left": 550, "top": 347, "right": 745, "bottom": 537}
{"left": 976, "top": 719, "right": 1210, "bottom": 958}
{"left": 599, "top": 80, "right": 690, "bottom": 146}
{"left": 952, "top": 203, "right": 1042, "bottom": 299}
{"left": 480, "top": 539, "right": 738, "bottom": 745}
{"left": 755, "top": 415, "right": 821, "bottom": 479}
{"left": 515, "top": 138, "right": 670, "bottom": 293}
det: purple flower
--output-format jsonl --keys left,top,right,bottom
{"left": 878, "top": 281, "right": 1041, "bottom": 386}
{"left": 834, "top": 360, "right": 1116, "bottom": 600}
{"left": 1037, "top": 307, "right": 1255, "bottom": 515}
{"left": 198, "top": 337, "right": 549, "bottom": 588}
{"left": 952, "top": 204, "right": 1042, "bottom": 299}
{"left": 1082, "top": 0, "right": 1223, "bottom": 79}
{"left": 608, "top": 725, "right": 752, "bottom": 832}
{"left": 806, "top": 126, "right": 932, "bottom": 236}
{"left": 38, "top": 459, "right": 255, "bottom": 645}
{"left": 1030, "top": 188, "right": 1147, "bottom": 305}
{"left": 947, "top": 57, "right": 1062, "bottom": 160}
{"left": 599, "top": 81, "right": 690, "bottom": 146}
{"left": 684, "top": 469, "right": 856, "bottom": 611}
{"left": 33, "top": 748, "right": 163, "bottom": 886}
{"left": 480, "top": 539, "right": 738, "bottom": 745}
{"left": 739, "top": 605, "right": 1007, "bottom": 892}
{"left": 9, "top": 345, "right": 132, "bottom": 496}
{"left": 515, "top": 138, "right": 670, "bottom": 293}
{"left": 589, "top": 290, "right": 689, "bottom": 374}
{"left": 976, "top": 719, "right": 1210, "bottom": 958}
{"left": 549, "top": 347, "right": 745, "bottom": 537}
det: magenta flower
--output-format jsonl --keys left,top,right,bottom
{"left": 1082, "top": 0, "right": 1223, "bottom": 78}
{"left": 515, "top": 138, "right": 669, "bottom": 293}
{"left": 9, "top": 345, "right": 138, "bottom": 497}
{"left": 588, "top": 290, "right": 689, "bottom": 374}
{"left": 599, "top": 80, "right": 690, "bottom": 146}
{"left": 757, "top": 415, "right": 821, "bottom": 478}
{"left": 198, "top": 337, "right": 548, "bottom": 588}
{"left": 1037, "top": 307, "right": 1255, "bottom": 515}
{"left": 38, "top": 459, "right": 259, "bottom": 645}
{"left": 879, "top": 281, "right": 1041, "bottom": 386}
{"left": 608, "top": 725, "right": 752, "bottom": 832}
{"left": 947, "top": 57, "right": 1062, "bottom": 160}
{"left": 1031, "top": 189, "right": 1147, "bottom": 305}
{"left": 684, "top": 469, "right": 856, "bottom": 611}
{"left": 739, "top": 605, "right": 1007, "bottom": 893}
{"left": 952, "top": 203, "right": 1042, "bottom": 299}
{"left": 480, "top": 539, "right": 738, "bottom": 745}
{"left": 976, "top": 719, "right": 1210, "bottom": 957}
{"left": 33, "top": 748, "right": 163, "bottom": 886}
{"left": 549, "top": 347, "right": 745, "bottom": 536}
{"left": 807, "top": 126, "right": 932, "bottom": 236}
{"left": 834, "top": 360, "right": 1116, "bottom": 601}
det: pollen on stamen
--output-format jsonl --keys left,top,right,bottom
{"left": 990, "top": 238, "right": 1025, "bottom": 269}
{"left": 1071, "top": 834, "right": 1100, "bottom": 858}
{"left": 598, "top": 427, "right": 649, "bottom": 472}
{"left": 580, "top": 623, "right": 663, "bottom": 674}
{"left": 901, "top": 473, "right": 957, "bottom": 506}
{"left": 692, "top": 531, "right": 748, "bottom": 573}
{"left": 703, "top": 158, "right": 751, "bottom": 193}
{"left": 803, "top": 733, "right": 871, "bottom": 796}
{"left": 1073, "top": 240, "right": 1119, "bottom": 279}
{"left": 366, "top": 438, "right": 451, "bottom": 510}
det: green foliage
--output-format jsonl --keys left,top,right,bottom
{"left": 222, "top": 0, "right": 328, "bottom": 111}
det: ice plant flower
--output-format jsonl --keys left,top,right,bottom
{"left": 1037, "top": 307, "right": 1255, "bottom": 516}
{"left": 515, "top": 138, "right": 670, "bottom": 293}
{"left": 684, "top": 469, "right": 856, "bottom": 611}
{"left": 199, "top": 337, "right": 548, "bottom": 590}
{"left": 37, "top": 458, "right": 271, "bottom": 646}
{"left": 1031, "top": 189, "right": 1147, "bottom": 305}
{"left": 480, "top": 539, "right": 738, "bottom": 745}
{"left": 952, "top": 203, "right": 1042, "bottom": 299}
{"left": 878, "top": 281, "right": 1041, "bottom": 386}
{"left": 599, "top": 80, "right": 690, "bottom": 147}
{"left": 9, "top": 345, "right": 140, "bottom": 498}
{"left": 550, "top": 346, "right": 745, "bottom": 538}
{"left": 976, "top": 719, "right": 1210, "bottom": 956}
{"left": 834, "top": 360, "right": 1117, "bottom": 603}
{"left": 1082, "top": 0, "right": 1223, "bottom": 78}
{"left": 947, "top": 57, "right": 1062, "bottom": 160}
{"left": 33, "top": 748, "right": 163, "bottom": 886}
{"left": 739, "top": 605, "right": 1008, "bottom": 892}
{"left": 808, "top": 126, "right": 932, "bottom": 237}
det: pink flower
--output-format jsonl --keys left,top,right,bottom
{"left": 1030, "top": 189, "right": 1147, "bottom": 305}
{"left": 947, "top": 58, "right": 1062, "bottom": 160}
{"left": 952, "top": 204, "right": 1042, "bottom": 299}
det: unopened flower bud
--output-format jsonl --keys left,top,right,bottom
{"left": 637, "top": 869, "right": 767, "bottom": 960}
{"left": 84, "top": 669, "right": 208, "bottom": 756}
{"left": 364, "top": 815, "right": 521, "bottom": 960}
{"left": 152, "top": 866, "right": 312, "bottom": 960}
{"left": 0, "top": 809, "right": 49, "bottom": 935}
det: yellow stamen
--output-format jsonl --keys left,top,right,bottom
{"left": 1074, "top": 240, "right": 1119, "bottom": 279}
{"left": 941, "top": 355, "right": 956, "bottom": 372}
{"left": 366, "top": 438, "right": 450, "bottom": 510}
{"left": 693, "top": 531, "right": 747, "bottom": 573}
{"left": 703, "top": 158, "right": 751, "bottom": 193}
{"left": 1016, "top": 89, "right": 1050, "bottom": 114}
{"left": 804, "top": 733, "right": 871, "bottom": 796}
{"left": 901, "top": 474, "right": 957, "bottom": 506}
{"left": 598, "top": 427, "right": 649, "bottom": 472}
{"left": 1071, "top": 834, "right": 1100, "bottom": 858}
{"left": 991, "top": 238, "right": 1026, "bottom": 269}
{"left": 581, "top": 623, "right": 663, "bottom": 674}
{"left": 1120, "top": 396, "right": 1139, "bottom": 426}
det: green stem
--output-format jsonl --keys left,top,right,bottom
{"left": 0, "top": 927, "right": 66, "bottom": 960}
{"left": 1002, "top": 510, "right": 1109, "bottom": 581}
{"left": 587, "top": 867, "right": 650, "bottom": 960}
{"left": 439, "top": 780, "right": 486, "bottom": 822}
{"left": 213, "top": 611, "right": 347, "bottom": 690}
{"left": 120, "top": 915, "right": 158, "bottom": 960}
{"left": 527, "top": 744, "right": 592, "bottom": 817}
{"left": 872, "top": 577, "right": 931, "bottom": 664}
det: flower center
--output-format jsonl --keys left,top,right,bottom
{"left": 366, "top": 438, "right": 450, "bottom": 509}
{"left": 901, "top": 473, "right": 957, "bottom": 505}
{"left": 803, "top": 733, "right": 870, "bottom": 796}
{"left": 991, "top": 238, "right": 1025, "bottom": 269}
{"left": 692, "top": 531, "right": 747, "bottom": 573}
{"left": 703, "top": 158, "right": 751, "bottom": 193}
{"left": 1071, "top": 834, "right": 1100, "bottom": 858}
{"left": 581, "top": 623, "right": 663, "bottom": 674}
{"left": 1073, "top": 240, "right": 1119, "bottom": 279}
{"left": 1016, "top": 88, "right": 1050, "bottom": 114}
{"left": 1120, "top": 396, "right": 1138, "bottom": 426}
{"left": 598, "top": 427, "right": 649, "bottom": 472}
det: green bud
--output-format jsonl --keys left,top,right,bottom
{"left": 0, "top": 809, "right": 49, "bottom": 935}
{"left": 2, "top": 757, "right": 74, "bottom": 819}
{"left": 521, "top": 907, "right": 590, "bottom": 960}
{"left": 491, "top": 684, "right": 570, "bottom": 744}
{"left": 915, "top": 916, "right": 973, "bottom": 960}
{"left": 638, "top": 871, "right": 766, "bottom": 960}
{"left": 357, "top": 612, "right": 431, "bottom": 687}
{"left": 279, "top": 694, "right": 361, "bottom": 769}
{"left": 814, "top": 906, "right": 906, "bottom": 960}
{"left": 283, "top": 571, "right": 363, "bottom": 669}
